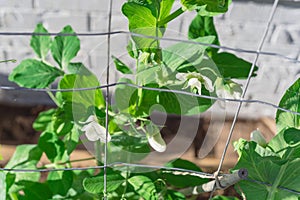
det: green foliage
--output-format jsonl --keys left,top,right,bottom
{"left": 128, "top": 175, "right": 158, "bottom": 199}
{"left": 232, "top": 77, "right": 300, "bottom": 200}
{"left": 8, "top": 59, "right": 63, "bottom": 88}
{"left": 162, "top": 159, "right": 209, "bottom": 188}
{"left": 51, "top": 25, "right": 80, "bottom": 69}
{"left": 38, "top": 131, "right": 68, "bottom": 163}
{"left": 276, "top": 78, "right": 300, "bottom": 132}
{"left": 0, "top": 172, "right": 6, "bottom": 200}
{"left": 30, "top": 23, "right": 52, "bottom": 60}
{"left": 233, "top": 136, "right": 300, "bottom": 199}
{"left": 8, "top": 0, "right": 295, "bottom": 199}
{"left": 112, "top": 56, "right": 133, "bottom": 74}
{"left": 47, "top": 171, "right": 73, "bottom": 196}
{"left": 83, "top": 171, "right": 124, "bottom": 194}
{"left": 181, "top": 0, "right": 231, "bottom": 16}
{"left": 212, "top": 52, "right": 258, "bottom": 79}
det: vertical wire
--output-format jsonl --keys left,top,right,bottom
{"left": 209, "top": 0, "right": 280, "bottom": 198}
{"left": 104, "top": 0, "right": 113, "bottom": 199}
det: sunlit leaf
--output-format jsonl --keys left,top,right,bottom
{"left": 128, "top": 175, "right": 158, "bottom": 200}
{"left": 5, "top": 145, "right": 42, "bottom": 194}
{"left": 163, "top": 159, "right": 209, "bottom": 188}
{"left": 8, "top": 59, "right": 63, "bottom": 88}
{"left": 33, "top": 108, "right": 56, "bottom": 132}
{"left": 233, "top": 139, "right": 300, "bottom": 200}
{"left": 181, "top": 0, "right": 231, "bottom": 15}
{"left": 112, "top": 56, "right": 133, "bottom": 74}
{"left": 51, "top": 25, "right": 80, "bottom": 69}
{"left": 189, "top": 15, "right": 219, "bottom": 55}
{"left": 276, "top": 78, "right": 300, "bottom": 132}
{"left": 212, "top": 52, "right": 258, "bottom": 79}
{"left": 30, "top": 23, "right": 52, "bottom": 60}
{"left": 83, "top": 171, "right": 124, "bottom": 194}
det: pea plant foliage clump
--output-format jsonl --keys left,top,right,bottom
{"left": 1, "top": 0, "right": 300, "bottom": 199}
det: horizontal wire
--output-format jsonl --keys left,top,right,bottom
{"left": 0, "top": 30, "right": 298, "bottom": 63}
{"left": 1, "top": 82, "right": 300, "bottom": 116}
{"left": 0, "top": 162, "right": 214, "bottom": 179}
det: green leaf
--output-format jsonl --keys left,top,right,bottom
{"left": 67, "top": 62, "right": 92, "bottom": 75}
{"left": 19, "top": 181, "right": 53, "bottom": 200}
{"left": 20, "top": 181, "right": 52, "bottom": 200}
{"left": 268, "top": 128, "right": 300, "bottom": 158}
{"left": 38, "top": 131, "right": 67, "bottom": 163}
{"left": 112, "top": 56, "right": 133, "bottom": 74}
{"left": 181, "top": 0, "right": 231, "bottom": 15}
{"left": 57, "top": 74, "right": 105, "bottom": 112}
{"left": 47, "top": 170, "right": 73, "bottom": 196}
{"left": 122, "top": 2, "right": 162, "bottom": 52}
{"left": 233, "top": 139, "right": 300, "bottom": 200}
{"left": 53, "top": 103, "right": 74, "bottom": 136}
{"left": 0, "top": 172, "right": 6, "bottom": 200}
{"left": 122, "top": 0, "right": 174, "bottom": 56}
{"left": 188, "top": 15, "right": 219, "bottom": 55}
{"left": 128, "top": 175, "right": 158, "bottom": 200}
{"left": 163, "top": 37, "right": 215, "bottom": 72}
{"left": 283, "top": 128, "right": 300, "bottom": 147}
{"left": 51, "top": 25, "right": 80, "bottom": 69}
{"left": 5, "top": 145, "right": 42, "bottom": 194}
{"left": 64, "top": 128, "right": 80, "bottom": 155}
{"left": 114, "top": 78, "right": 137, "bottom": 113}
{"left": 6, "top": 145, "right": 42, "bottom": 169}
{"left": 276, "top": 78, "right": 300, "bottom": 132}
{"left": 212, "top": 52, "right": 258, "bottom": 79}
{"left": 33, "top": 108, "right": 56, "bottom": 131}
{"left": 8, "top": 59, "right": 63, "bottom": 88}
{"left": 72, "top": 170, "right": 94, "bottom": 195}
{"left": 30, "top": 23, "right": 52, "bottom": 60}
{"left": 162, "top": 159, "right": 209, "bottom": 188}
{"left": 83, "top": 171, "right": 124, "bottom": 194}
{"left": 111, "top": 133, "right": 149, "bottom": 153}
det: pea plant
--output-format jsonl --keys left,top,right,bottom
{"left": 1, "top": 0, "right": 299, "bottom": 199}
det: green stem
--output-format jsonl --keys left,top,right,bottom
{"left": 121, "top": 154, "right": 131, "bottom": 199}
{"left": 158, "top": 7, "right": 185, "bottom": 26}
{"left": 95, "top": 140, "right": 102, "bottom": 166}
{"left": 0, "top": 59, "right": 16, "bottom": 63}
{"left": 266, "top": 149, "right": 293, "bottom": 200}
{"left": 46, "top": 90, "right": 60, "bottom": 107}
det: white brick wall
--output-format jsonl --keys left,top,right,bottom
{"left": 0, "top": 0, "right": 299, "bottom": 118}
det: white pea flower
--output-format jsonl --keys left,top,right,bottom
{"left": 216, "top": 78, "right": 243, "bottom": 101}
{"left": 81, "top": 115, "right": 111, "bottom": 142}
{"left": 176, "top": 72, "right": 214, "bottom": 95}
{"left": 250, "top": 129, "right": 267, "bottom": 147}
{"left": 145, "top": 123, "right": 166, "bottom": 152}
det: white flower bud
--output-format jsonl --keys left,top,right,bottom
{"left": 250, "top": 129, "right": 267, "bottom": 147}
{"left": 81, "top": 115, "right": 111, "bottom": 143}
{"left": 145, "top": 123, "right": 166, "bottom": 152}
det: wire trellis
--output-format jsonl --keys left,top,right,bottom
{"left": 0, "top": 0, "right": 299, "bottom": 199}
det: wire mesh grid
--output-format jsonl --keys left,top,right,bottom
{"left": 0, "top": 0, "right": 300, "bottom": 199}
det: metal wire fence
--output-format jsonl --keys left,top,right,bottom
{"left": 0, "top": 0, "right": 299, "bottom": 199}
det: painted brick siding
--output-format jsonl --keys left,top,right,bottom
{"left": 0, "top": 0, "right": 299, "bottom": 118}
